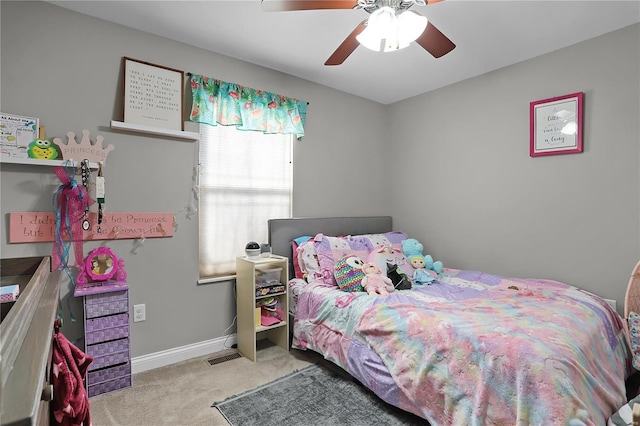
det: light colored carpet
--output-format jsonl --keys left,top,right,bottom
{"left": 89, "top": 343, "right": 320, "bottom": 425}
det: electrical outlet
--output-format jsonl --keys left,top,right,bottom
{"left": 133, "top": 304, "right": 146, "bottom": 322}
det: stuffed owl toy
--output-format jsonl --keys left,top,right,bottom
{"left": 333, "top": 254, "right": 365, "bottom": 292}
{"left": 28, "top": 138, "right": 58, "bottom": 160}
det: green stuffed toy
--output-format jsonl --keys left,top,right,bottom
{"left": 28, "top": 138, "right": 58, "bottom": 160}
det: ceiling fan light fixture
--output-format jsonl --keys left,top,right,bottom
{"left": 356, "top": 6, "right": 427, "bottom": 53}
{"left": 397, "top": 10, "right": 428, "bottom": 45}
{"left": 356, "top": 25, "right": 384, "bottom": 51}
{"left": 357, "top": 6, "right": 400, "bottom": 52}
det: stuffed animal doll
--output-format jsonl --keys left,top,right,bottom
{"left": 401, "top": 238, "right": 444, "bottom": 274}
{"left": 333, "top": 254, "right": 366, "bottom": 292}
{"left": 361, "top": 262, "right": 394, "bottom": 296}
{"left": 387, "top": 263, "right": 412, "bottom": 290}
{"left": 367, "top": 244, "right": 413, "bottom": 276}
{"left": 409, "top": 255, "right": 437, "bottom": 285}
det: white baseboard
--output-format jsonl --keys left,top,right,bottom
{"left": 131, "top": 334, "right": 237, "bottom": 374}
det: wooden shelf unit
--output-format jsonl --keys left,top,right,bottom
{"left": 236, "top": 255, "right": 289, "bottom": 362}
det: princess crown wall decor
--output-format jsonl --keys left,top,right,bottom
{"left": 53, "top": 129, "right": 115, "bottom": 164}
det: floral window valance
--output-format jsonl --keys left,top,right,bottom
{"left": 189, "top": 74, "right": 308, "bottom": 140}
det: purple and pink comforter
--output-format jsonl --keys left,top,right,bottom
{"left": 290, "top": 269, "right": 631, "bottom": 425}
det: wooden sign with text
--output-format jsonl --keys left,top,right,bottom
{"left": 9, "top": 212, "right": 173, "bottom": 243}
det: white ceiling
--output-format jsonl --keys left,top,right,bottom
{"left": 47, "top": 0, "right": 640, "bottom": 105}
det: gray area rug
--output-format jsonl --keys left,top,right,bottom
{"left": 212, "top": 363, "right": 429, "bottom": 425}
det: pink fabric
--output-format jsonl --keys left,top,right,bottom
{"left": 52, "top": 166, "right": 94, "bottom": 270}
{"left": 291, "top": 241, "right": 305, "bottom": 279}
{"left": 51, "top": 331, "right": 93, "bottom": 426}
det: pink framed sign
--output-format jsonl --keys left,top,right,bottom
{"left": 530, "top": 92, "right": 583, "bottom": 157}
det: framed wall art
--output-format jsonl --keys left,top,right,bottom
{"left": 0, "top": 112, "right": 39, "bottom": 159}
{"left": 123, "top": 57, "right": 184, "bottom": 131}
{"left": 530, "top": 92, "right": 583, "bottom": 157}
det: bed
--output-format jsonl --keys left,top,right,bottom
{"left": 268, "top": 216, "right": 633, "bottom": 425}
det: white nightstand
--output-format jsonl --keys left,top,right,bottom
{"left": 235, "top": 255, "right": 289, "bottom": 362}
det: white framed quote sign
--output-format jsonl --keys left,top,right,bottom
{"left": 123, "top": 57, "right": 184, "bottom": 131}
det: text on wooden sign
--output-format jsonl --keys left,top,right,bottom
{"left": 9, "top": 212, "right": 173, "bottom": 243}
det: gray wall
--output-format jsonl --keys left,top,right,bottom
{"left": 389, "top": 24, "right": 640, "bottom": 306}
{"left": 0, "top": 1, "right": 387, "bottom": 356}
{"left": 1, "top": 1, "right": 638, "bottom": 359}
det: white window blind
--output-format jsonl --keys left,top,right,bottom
{"left": 199, "top": 124, "right": 292, "bottom": 280}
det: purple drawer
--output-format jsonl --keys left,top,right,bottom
{"left": 88, "top": 375, "right": 132, "bottom": 397}
{"left": 89, "top": 348, "right": 130, "bottom": 371}
{"left": 87, "top": 362, "right": 131, "bottom": 387}
{"left": 86, "top": 337, "right": 129, "bottom": 358}
{"left": 85, "top": 299, "right": 129, "bottom": 319}
{"left": 86, "top": 324, "right": 129, "bottom": 345}
{"left": 85, "top": 290, "right": 128, "bottom": 305}
{"left": 86, "top": 312, "right": 128, "bottom": 332}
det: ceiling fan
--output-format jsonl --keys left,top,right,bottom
{"left": 261, "top": 0, "right": 456, "bottom": 66}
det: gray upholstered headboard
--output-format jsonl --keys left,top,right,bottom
{"left": 268, "top": 216, "right": 393, "bottom": 278}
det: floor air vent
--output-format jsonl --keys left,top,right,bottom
{"left": 206, "top": 352, "right": 241, "bottom": 366}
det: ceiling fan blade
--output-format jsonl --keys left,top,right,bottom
{"left": 324, "top": 21, "right": 366, "bottom": 66}
{"left": 261, "top": 0, "right": 358, "bottom": 12}
{"left": 415, "top": 21, "right": 456, "bottom": 58}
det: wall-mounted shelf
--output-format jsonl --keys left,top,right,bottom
{"left": 0, "top": 157, "right": 99, "bottom": 169}
{"left": 110, "top": 121, "right": 199, "bottom": 141}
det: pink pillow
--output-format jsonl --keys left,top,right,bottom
{"left": 296, "top": 239, "right": 322, "bottom": 282}
{"left": 292, "top": 241, "right": 304, "bottom": 279}
{"left": 348, "top": 231, "right": 408, "bottom": 250}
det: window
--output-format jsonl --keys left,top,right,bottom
{"left": 198, "top": 124, "right": 292, "bottom": 282}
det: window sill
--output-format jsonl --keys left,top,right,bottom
{"left": 198, "top": 275, "right": 236, "bottom": 285}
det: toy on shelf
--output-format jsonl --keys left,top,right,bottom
{"left": 28, "top": 138, "right": 58, "bottom": 160}
{"left": 75, "top": 246, "right": 127, "bottom": 296}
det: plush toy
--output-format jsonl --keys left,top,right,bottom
{"left": 361, "top": 262, "right": 394, "bottom": 296}
{"left": 333, "top": 254, "right": 366, "bottom": 292}
{"left": 387, "top": 263, "right": 412, "bottom": 290}
{"left": 409, "top": 255, "right": 437, "bottom": 285}
{"left": 368, "top": 244, "right": 414, "bottom": 277}
{"left": 402, "top": 238, "right": 444, "bottom": 274}
{"left": 28, "top": 138, "right": 58, "bottom": 160}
